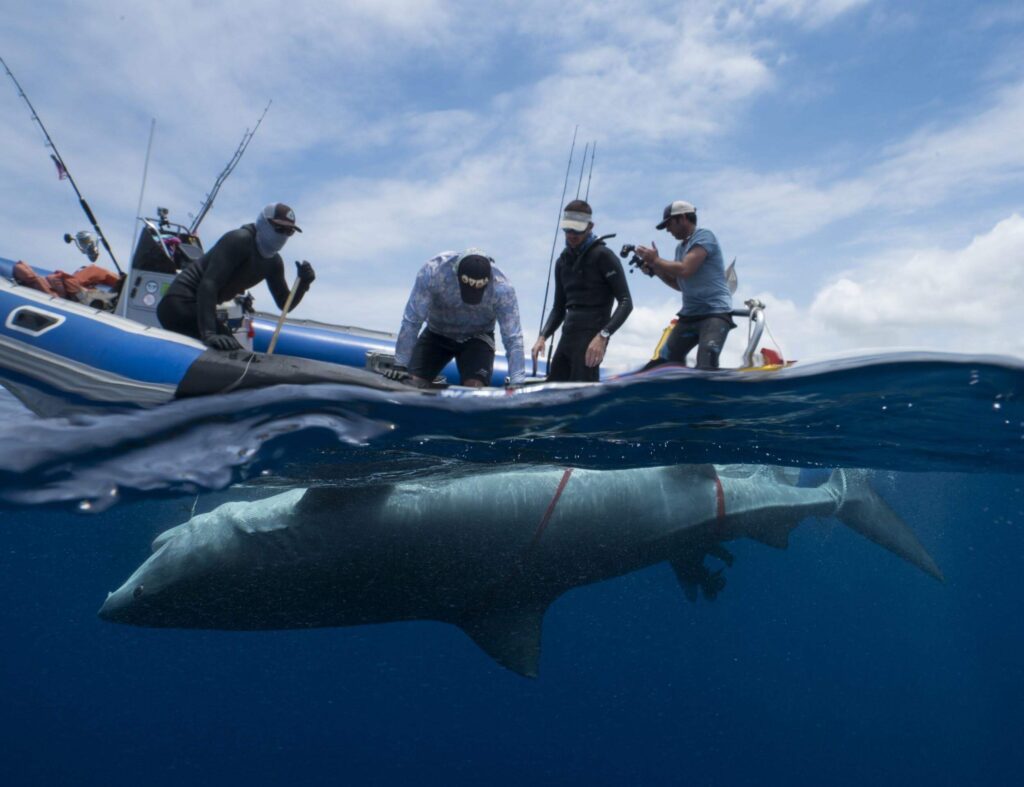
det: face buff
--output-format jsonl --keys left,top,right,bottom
{"left": 254, "top": 211, "right": 289, "bottom": 258}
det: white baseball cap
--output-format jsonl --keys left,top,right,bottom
{"left": 656, "top": 200, "right": 696, "bottom": 229}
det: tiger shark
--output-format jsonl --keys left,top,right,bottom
{"left": 99, "top": 465, "right": 942, "bottom": 677}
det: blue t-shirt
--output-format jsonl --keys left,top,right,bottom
{"left": 674, "top": 227, "right": 732, "bottom": 316}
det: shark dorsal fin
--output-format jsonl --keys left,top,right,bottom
{"left": 458, "top": 607, "right": 546, "bottom": 678}
{"left": 295, "top": 485, "right": 391, "bottom": 517}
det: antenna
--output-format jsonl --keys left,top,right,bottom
{"left": 128, "top": 118, "right": 156, "bottom": 265}
{"left": 1, "top": 55, "right": 123, "bottom": 274}
{"left": 188, "top": 100, "right": 271, "bottom": 235}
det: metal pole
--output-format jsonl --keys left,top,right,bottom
{"left": 128, "top": 119, "right": 156, "bottom": 266}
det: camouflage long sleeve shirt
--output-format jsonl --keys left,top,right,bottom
{"left": 395, "top": 251, "right": 526, "bottom": 383}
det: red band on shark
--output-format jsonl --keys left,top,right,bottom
{"left": 528, "top": 468, "right": 574, "bottom": 551}
{"left": 711, "top": 472, "right": 726, "bottom": 536}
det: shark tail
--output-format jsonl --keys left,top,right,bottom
{"left": 828, "top": 469, "right": 944, "bottom": 582}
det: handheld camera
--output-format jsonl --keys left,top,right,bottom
{"left": 620, "top": 244, "right": 654, "bottom": 276}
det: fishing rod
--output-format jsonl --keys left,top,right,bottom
{"left": 189, "top": 100, "right": 271, "bottom": 235}
{"left": 1, "top": 55, "right": 123, "bottom": 274}
{"left": 574, "top": 142, "right": 589, "bottom": 199}
{"left": 584, "top": 141, "right": 596, "bottom": 201}
{"left": 537, "top": 126, "right": 579, "bottom": 343}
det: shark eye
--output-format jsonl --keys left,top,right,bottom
{"left": 132, "top": 585, "right": 144, "bottom": 599}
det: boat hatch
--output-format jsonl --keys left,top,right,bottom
{"left": 5, "top": 306, "right": 67, "bottom": 336}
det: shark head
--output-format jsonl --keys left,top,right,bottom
{"left": 99, "top": 542, "right": 186, "bottom": 625}
{"left": 99, "top": 489, "right": 311, "bottom": 627}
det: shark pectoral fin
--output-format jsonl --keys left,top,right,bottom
{"left": 748, "top": 527, "right": 792, "bottom": 549}
{"left": 670, "top": 553, "right": 726, "bottom": 603}
{"left": 670, "top": 556, "right": 702, "bottom": 603}
{"left": 707, "top": 543, "right": 735, "bottom": 567}
{"left": 458, "top": 607, "right": 546, "bottom": 679}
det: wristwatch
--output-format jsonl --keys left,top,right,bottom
{"left": 599, "top": 329, "right": 611, "bottom": 340}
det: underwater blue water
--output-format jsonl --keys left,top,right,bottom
{"left": 1, "top": 355, "right": 1022, "bottom": 785}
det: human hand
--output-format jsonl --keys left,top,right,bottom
{"left": 295, "top": 260, "right": 316, "bottom": 285}
{"left": 531, "top": 336, "right": 546, "bottom": 362}
{"left": 585, "top": 333, "right": 608, "bottom": 367}
{"left": 635, "top": 241, "right": 659, "bottom": 265}
{"left": 203, "top": 333, "right": 243, "bottom": 352}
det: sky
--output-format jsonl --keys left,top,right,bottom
{"left": 2, "top": 0, "right": 1024, "bottom": 370}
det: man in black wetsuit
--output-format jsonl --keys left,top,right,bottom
{"left": 531, "top": 200, "right": 632, "bottom": 381}
{"left": 157, "top": 203, "right": 316, "bottom": 351}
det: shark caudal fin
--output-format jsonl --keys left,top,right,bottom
{"left": 828, "top": 469, "right": 944, "bottom": 582}
{"left": 458, "top": 607, "right": 546, "bottom": 678}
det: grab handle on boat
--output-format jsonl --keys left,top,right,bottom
{"left": 740, "top": 299, "right": 767, "bottom": 368}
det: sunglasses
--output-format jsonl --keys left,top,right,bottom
{"left": 272, "top": 224, "right": 297, "bottom": 236}
{"left": 563, "top": 228, "right": 586, "bottom": 236}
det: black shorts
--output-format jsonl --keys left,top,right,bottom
{"left": 408, "top": 329, "right": 495, "bottom": 385}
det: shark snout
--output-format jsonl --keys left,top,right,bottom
{"left": 97, "top": 574, "right": 155, "bottom": 624}
{"left": 98, "top": 584, "right": 136, "bottom": 623}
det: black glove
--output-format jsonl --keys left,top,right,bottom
{"left": 383, "top": 365, "right": 409, "bottom": 381}
{"left": 203, "top": 333, "right": 243, "bottom": 352}
{"left": 295, "top": 260, "right": 316, "bottom": 285}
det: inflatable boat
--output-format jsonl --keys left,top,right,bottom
{"left": 0, "top": 266, "right": 417, "bottom": 416}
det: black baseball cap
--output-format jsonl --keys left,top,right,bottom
{"left": 262, "top": 203, "right": 303, "bottom": 233}
{"left": 456, "top": 249, "right": 492, "bottom": 304}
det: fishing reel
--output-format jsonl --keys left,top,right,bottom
{"left": 620, "top": 244, "right": 654, "bottom": 276}
{"left": 64, "top": 230, "right": 100, "bottom": 262}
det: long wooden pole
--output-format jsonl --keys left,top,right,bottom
{"left": 266, "top": 277, "right": 301, "bottom": 355}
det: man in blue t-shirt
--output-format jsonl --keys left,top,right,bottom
{"left": 635, "top": 200, "right": 734, "bottom": 369}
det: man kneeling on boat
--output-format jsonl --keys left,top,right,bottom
{"left": 390, "top": 249, "right": 526, "bottom": 387}
{"left": 157, "top": 203, "right": 316, "bottom": 351}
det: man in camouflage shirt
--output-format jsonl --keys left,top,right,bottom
{"left": 393, "top": 249, "right": 526, "bottom": 387}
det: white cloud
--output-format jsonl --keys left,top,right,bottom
{"left": 714, "top": 214, "right": 1024, "bottom": 364}
{"left": 751, "top": 0, "right": 872, "bottom": 28}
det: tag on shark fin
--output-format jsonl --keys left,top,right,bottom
{"left": 725, "top": 258, "right": 738, "bottom": 294}
{"left": 458, "top": 607, "right": 546, "bottom": 678}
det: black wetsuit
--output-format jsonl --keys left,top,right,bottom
{"left": 540, "top": 238, "right": 632, "bottom": 382}
{"left": 157, "top": 224, "right": 307, "bottom": 341}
